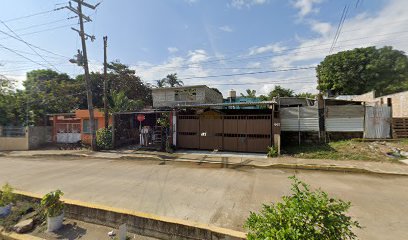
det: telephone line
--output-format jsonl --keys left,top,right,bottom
{"left": 0, "top": 20, "right": 61, "bottom": 72}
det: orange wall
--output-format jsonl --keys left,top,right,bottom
{"left": 75, "top": 109, "right": 112, "bottom": 144}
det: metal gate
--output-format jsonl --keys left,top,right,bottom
{"left": 56, "top": 123, "right": 81, "bottom": 143}
{"left": 177, "top": 114, "right": 272, "bottom": 153}
{"left": 364, "top": 106, "right": 391, "bottom": 139}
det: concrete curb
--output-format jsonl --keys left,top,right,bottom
{"left": 4, "top": 152, "right": 408, "bottom": 177}
{"left": 14, "top": 190, "right": 247, "bottom": 240}
{"left": 0, "top": 227, "right": 45, "bottom": 240}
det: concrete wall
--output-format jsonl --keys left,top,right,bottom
{"left": 17, "top": 191, "right": 245, "bottom": 240}
{"left": 28, "top": 126, "right": 52, "bottom": 149}
{"left": 352, "top": 90, "right": 408, "bottom": 117}
{"left": 0, "top": 136, "right": 29, "bottom": 151}
{"left": 153, "top": 86, "right": 223, "bottom": 108}
{"left": 0, "top": 126, "right": 52, "bottom": 151}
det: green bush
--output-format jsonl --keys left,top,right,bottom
{"left": 96, "top": 126, "right": 113, "bottom": 150}
{"left": 245, "top": 176, "right": 361, "bottom": 240}
{"left": 41, "top": 190, "right": 64, "bottom": 217}
{"left": 267, "top": 146, "right": 279, "bottom": 158}
{"left": 0, "top": 183, "right": 15, "bottom": 206}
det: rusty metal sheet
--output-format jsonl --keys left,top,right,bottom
{"left": 364, "top": 106, "right": 391, "bottom": 138}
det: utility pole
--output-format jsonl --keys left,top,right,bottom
{"left": 66, "top": 0, "right": 100, "bottom": 151}
{"left": 103, "top": 36, "right": 108, "bottom": 129}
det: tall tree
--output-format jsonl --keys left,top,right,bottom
{"left": 0, "top": 74, "right": 14, "bottom": 94}
{"left": 240, "top": 89, "right": 257, "bottom": 98}
{"left": 161, "top": 73, "right": 183, "bottom": 87}
{"left": 260, "top": 85, "right": 295, "bottom": 100}
{"left": 317, "top": 46, "right": 408, "bottom": 96}
{"left": 23, "top": 69, "right": 82, "bottom": 124}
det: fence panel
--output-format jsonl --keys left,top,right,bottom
{"left": 280, "top": 107, "right": 319, "bottom": 132}
{"left": 364, "top": 106, "right": 391, "bottom": 139}
{"left": 326, "top": 105, "right": 364, "bottom": 132}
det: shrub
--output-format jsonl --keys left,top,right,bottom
{"left": 267, "top": 146, "right": 279, "bottom": 158}
{"left": 41, "top": 190, "right": 64, "bottom": 217}
{"left": 96, "top": 126, "right": 113, "bottom": 150}
{"left": 0, "top": 183, "right": 15, "bottom": 206}
{"left": 245, "top": 176, "right": 361, "bottom": 240}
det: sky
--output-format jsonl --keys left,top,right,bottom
{"left": 1, "top": 0, "right": 407, "bottom": 97}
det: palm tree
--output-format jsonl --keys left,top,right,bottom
{"left": 156, "top": 79, "right": 165, "bottom": 88}
{"left": 163, "top": 73, "right": 183, "bottom": 87}
{"left": 240, "top": 89, "right": 256, "bottom": 98}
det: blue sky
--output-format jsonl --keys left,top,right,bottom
{"left": 1, "top": 0, "right": 407, "bottom": 96}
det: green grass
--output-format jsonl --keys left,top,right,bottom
{"left": 283, "top": 139, "right": 407, "bottom": 162}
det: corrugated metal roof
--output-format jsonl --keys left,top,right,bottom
{"left": 173, "top": 101, "right": 276, "bottom": 108}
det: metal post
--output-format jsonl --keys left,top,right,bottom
{"left": 103, "top": 36, "right": 109, "bottom": 129}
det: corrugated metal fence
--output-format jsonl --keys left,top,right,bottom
{"left": 280, "top": 106, "right": 319, "bottom": 132}
{"left": 325, "top": 105, "right": 364, "bottom": 132}
{"left": 364, "top": 106, "right": 391, "bottom": 139}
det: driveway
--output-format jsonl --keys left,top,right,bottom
{"left": 0, "top": 156, "right": 407, "bottom": 240}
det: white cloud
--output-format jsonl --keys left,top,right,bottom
{"left": 249, "top": 43, "right": 287, "bottom": 55}
{"left": 184, "top": 0, "right": 198, "bottom": 4}
{"left": 229, "top": 0, "right": 268, "bottom": 9}
{"left": 187, "top": 49, "right": 209, "bottom": 63}
{"left": 309, "top": 20, "right": 332, "bottom": 36}
{"left": 219, "top": 25, "right": 234, "bottom": 32}
{"left": 167, "top": 47, "right": 179, "bottom": 54}
{"left": 291, "top": 0, "right": 323, "bottom": 18}
{"left": 131, "top": 0, "right": 408, "bottom": 96}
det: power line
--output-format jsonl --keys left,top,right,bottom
{"left": 12, "top": 16, "right": 78, "bottom": 32}
{"left": 0, "top": 28, "right": 72, "bottom": 59}
{"left": 0, "top": 43, "right": 49, "bottom": 68}
{"left": 331, "top": 4, "right": 349, "bottom": 53}
{"left": 145, "top": 66, "right": 315, "bottom": 83}
{"left": 3, "top": 7, "right": 65, "bottom": 23}
{"left": 0, "top": 20, "right": 61, "bottom": 72}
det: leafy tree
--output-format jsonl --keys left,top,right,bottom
{"left": 295, "top": 92, "right": 316, "bottom": 98}
{"left": 240, "top": 89, "right": 257, "bottom": 98}
{"left": 108, "top": 90, "right": 143, "bottom": 113}
{"left": 245, "top": 176, "right": 361, "bottom": 240}
{"left": 0, "top": 74, "right": 14, "bottom": 94}
{"left": 260, "top": 86, "right": 295, "bottom": 100}
{"left": 23, "top": 69, "right": 82, "bottom": 125}
{"left": 161, "top": 73, "right": 183, "bottom": 87}
{"left": 317, "top": 46, "right": 408, "bottom": 96}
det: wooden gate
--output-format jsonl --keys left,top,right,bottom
{"left": 177, "top": 114, "right": 272, "bottom": 153}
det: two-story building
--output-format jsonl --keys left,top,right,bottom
{"left": 152, "top": 85, "right": 224, "bottom": 108}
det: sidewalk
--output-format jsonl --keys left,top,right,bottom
{"left": 2, "top": 149, "right": 408, "bottom": 176}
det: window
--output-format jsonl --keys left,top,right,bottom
{"left": 83, "top": 119, "right": 98, "bottom": 133}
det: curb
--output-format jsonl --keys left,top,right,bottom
{"left": 4, "top": 153, "right": 408, "bottom": 177}
{"left": 0, "top": 228, "right": 45, "bottom": 240}
{"left": 14, "top": 190, "right": 247, "bottom": 240}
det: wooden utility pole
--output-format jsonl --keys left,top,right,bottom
{"left": 103, "top": 36, "right": 108, "bottom": 129}
{"left": 67, "top": 0, "right": 100, "bottom": 151}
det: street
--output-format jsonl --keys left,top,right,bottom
{"left": 0, "top": 156, "right": 407, "bottom": 240}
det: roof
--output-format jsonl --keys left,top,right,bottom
{"left": 46, "top": 113, "right": 76, "bottom": 116}
{"left": 152, "top": 85, "right": 208, "bottom": 91}
{"left": 173, "top": 101, "right": 276, "bottom": 108}
{"left": 113, "top": 110, "right": 171, "bottom": 115}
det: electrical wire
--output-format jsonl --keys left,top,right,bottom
{"left": 0, "top": 20, "right": 61, "bottom": 72}
{"left": 0, "top": 43, "right": 49, "bottom": 68}
{"left": 3, "top": 7, "right": 65, "bottom": 23}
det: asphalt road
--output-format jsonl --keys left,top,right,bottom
{"left": 0, "top": 156, "right": 407, "bottom": 240}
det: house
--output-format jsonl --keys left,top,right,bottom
{"left": 223, "top": 90, "right": 261, "bottom": 109}
{"left": 343, "top": 90, "right": 408, "bottom": 118}
{"left": 152, "top": 85, "right": 223, "bottom": 108}
{"left": 75, "top": 109, "right": 112, "bottom": 144}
